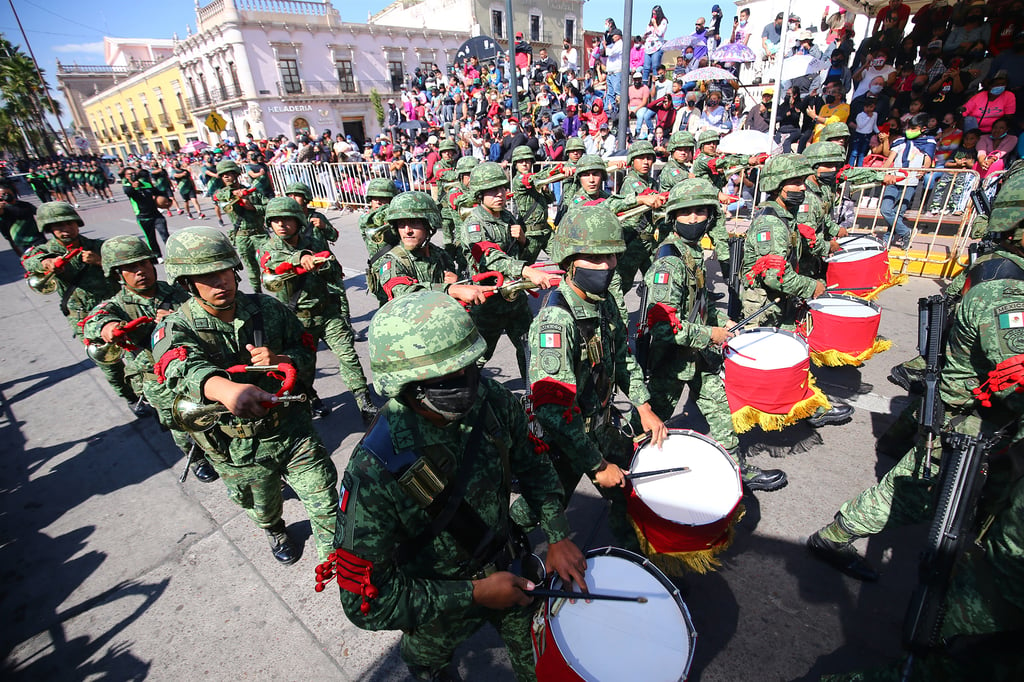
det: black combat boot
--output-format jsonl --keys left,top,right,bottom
{"left": 310, "top": 396, "right": 332, "bottom": 419}
{"left": 356, "top": 391, "right": 378, "bottom": 425}
{"left": 191, "top": 458, "right": 219, "bottom": 483}
{"left": 806, "top": 527, "right": 879, "bottom": 582}
{"left": 737, "top": 453, "right": 788, "bottom": 492}
{"left": 266, "top": 521, "right": 299, "bottom": 565}
{"left": 807, "top": 402, "right": 854, "bottom": 428}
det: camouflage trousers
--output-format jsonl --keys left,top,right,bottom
{"left": 648, "top": 362, "right": 739, "bottom": 452}
{"left": 93, "top": 357, "right": 138, "bottom": 401}
{"left": 230, "top": 230, "right": 264, "bottom": 293}
{"left": 302, "top": 306, "right": 370, "bottom": 396}
{"left": 616, "top": 236, "right": 656, "bottom": 295}
{"left": 209, "top": 433, "right": 339, "bottom": 560}
{"left": 740, "top": 285, "right": 792, "bottom": 328}
{"left": 441, "top": 218, "right": 468, "bottom": 275}
{"left": 470, "top": 295, "right": 532, "bottom": 383}
{"left": 521, "top": 229, "right": 551, "bottom": 265}
{"left": 402, "top": 602, "right": 537, "bottom": 681}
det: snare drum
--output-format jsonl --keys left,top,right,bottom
{"left": 826, "top": 242, "right": 891, "bottom": 295}
{"left": 723, "top": 327, "right": 830, "bottom": 432}
{"left": 533, "top": 547, "right": 697, "bottom": 682}
{"left": 627, "top": 430, "right": 743, "bottom": 575}
{"left": 836, "top": 234, "right": 885, "bottom": 251}
{"left": 806, "top": 294, "right": 890, "bottom": 366}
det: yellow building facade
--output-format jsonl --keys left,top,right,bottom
{"left": 83, "top": 57, "right": 199, "bottom": 157}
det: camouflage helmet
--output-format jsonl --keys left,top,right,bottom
{"left": 696, "top": 129, "right": 721, "bottom": 147}
{"left": 216, "top": 160, "right": 242, "bottom": 175}
{"left": 511, "top": 145, "right": 536, "bottom": 163}
{"left": 284, "top": 182, "right": 312, "bottom": 200}
{"left": 101, "top": 235, "right": 157, "bottom": 278}
{"left": 548, "top": 206, "right": 626, "bottom": 266}
{"left": 664, "top": 178, "right": 720, "bottom": 218}
{"left": 565, "top": 137, "right": 587, "bottom": 154}
{"left": 760, "top": 153, "right": 813, "bottom": 193}
{"left": 366, "top": 177, "right": 399, "bottom": 200}
{"left": 469, "top": 161, "right": 509, "bottom": 197}
{"left": 820, "top": 122, "right": 851, "bottom": 142}
{"left": 667, "top": 131, "right": 696, "bottom": 152}
{"left": 369, "top": 291, "right": 486, "bottom": 398}
{"left": 804, "top": 141, "right": 847, "bottom": 167}
{"left": 36, "top": 201, "right": 83, "bottom": 231}
{"left": 455, "top": 156, "right": 479, "bottom": 174}
{"left": 264, "top": 196, "right": 307, "bottom": 226}
{"left": 387, "top": 191, "right": 441, "bottom": 234}
{"left": 575, "top": 154, "right": 608, "bottom": 176}
{"left": 627, "top": 140, "right": 656, "bottom": 163}
{"left": 987, "top": 170, "right": 1024, "bottom": 239}
{"left": 164, "top": 227, "right": 241, "bottom": 281}
{"left": 438, "top": 138, "right": 460, "bottom": 154}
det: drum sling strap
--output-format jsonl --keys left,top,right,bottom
{"left": 362, "top": 399, "right": 522, "bottom": 574}
{"left": 963, "top": 253, "right": 1024, "bottom": 294}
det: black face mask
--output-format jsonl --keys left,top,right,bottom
{"left": 825, "top": 95, "right": 837, "bottom": 104}
{"left": 781, "top": 189, "right": 805, "bottom": 209}
{"left": 817, "top": 170, "right": 839, "bottom": 186}
{"left": 674, "top": 216, "right": 711, "bottom": 242}
{"left": 572, "top": 263, "right": 615, "bottom": 299}
{"left": 411, "top": 365, "right": 480, "bottom": 422}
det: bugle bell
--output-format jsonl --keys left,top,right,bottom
{"left": 172, "top": 394, "right": 308, "bottom": 433}
{"left": 27, "top": 271, "right": 58, "bottom": 294}
{"left": 86, "top": 341, "right": 124, "bottom": 365}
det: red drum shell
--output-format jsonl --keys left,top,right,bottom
{"left": 723, "top": 328, "right": 813, "bottom": 414}
{"left": 807, "top": 294, "right": 882, "bottom": 355}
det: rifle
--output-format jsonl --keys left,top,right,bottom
{"left": 726, "top": 235, "right": 744, "bottom": 321}
{"left": 917, "top": 295, "right": 948, "bottom": 479}
{"left": 901, "top": 431, "right": 994, "bottom": 679}
{"left": 634, "top": 282, "right": 652, "bottom": 378}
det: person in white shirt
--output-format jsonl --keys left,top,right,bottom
{"left": 605, "top": 30, "right": 624, "bottom": 110}
{"left": 852, "top": 48, "right": 896, "bottom": 99}
{"left": 560, "top": 39, "right": 579, "bottom": 74}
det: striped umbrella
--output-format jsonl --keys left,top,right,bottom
{"left": 711, "top": 43, "right": 757, "bottom": 64}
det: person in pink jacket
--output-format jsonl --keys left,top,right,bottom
{"left": 961, "top": 72, "right": 1016, "bottom": 133}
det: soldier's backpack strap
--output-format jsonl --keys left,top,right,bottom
{"left": 964, "top": 253, "right": 1024, "bottom": 294}
{"left": 541, "top": 288, "right": 609, "bottom": 407}
{"left": 247, "top": 294, "right": 266, "bottom": 349}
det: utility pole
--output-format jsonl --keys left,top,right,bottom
{"left": 616, "top": 0, "right": 633, "bottom": 152}
{"left": 506, "top": 0, "right": 517, "bottom": 119}
{"left": 8, "top": 0, "right": 73, "bottom": 155}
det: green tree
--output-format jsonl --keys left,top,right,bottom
{"left": 370, "top": 88, "right": 385, "bottom": 127}
{"left": 0, "top": 35, "right": 66, "bottom": 158}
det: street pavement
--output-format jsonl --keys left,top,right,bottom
{"left": 0, "top": 189, "right": 947, "bottom": 681}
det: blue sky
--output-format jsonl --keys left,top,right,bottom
{"left": 0, "top": 0, "right": 712, "bottom": 126}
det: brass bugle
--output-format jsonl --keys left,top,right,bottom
{"left": 261, "top": 256, "right": 334, "bottom": 291}
{"left": 615, "top": 204, "right": 655, "bottom": 222}
{"left": 532, "top": 172, "right": 569, "bottom": 188}
{"left": 498, "top": 278, "right": 546, "bottom": 301}
{"left": 86, "top": 341, "right": 124, "bottom": 365}
{"left": 27, "top": 271, "right": 58, "bottom": 294}
{"left": 172, "top": 394, "right": 308, "bottom": 433}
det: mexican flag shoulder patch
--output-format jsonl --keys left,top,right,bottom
{"left": 756, "top": 230, "right": 772, "bottom": 243}
{"left": 654, "top": 271, "right": 670, "bottom": 285}
{"left": 998, "top": 311, "right": 1024, "bottom": 329}
{"left": 539, "top": 332, "right": 562, "bottom": 348}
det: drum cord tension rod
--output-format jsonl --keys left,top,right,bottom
{"left": 524, "top": 588, "right": 649, "bottom": 604}
{"left": 626, "top": 467, "right": 691, "bottom": 480}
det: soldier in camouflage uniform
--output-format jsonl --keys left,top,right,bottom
{"left": 459, "top": 162, "right": 556, "bottom": 382}
{"left": 284, "top": 181, "right": 339, "bottom": 244}
{"left": 22, "top": 202, "right": 145, "bottom": 415}
{"left": 213, "top": 160, "right": 267, "bottom": 293}
{"left": 329, "top": 291, "right": 587, "bottom": 682}
{"left": 613, "top": 140, "right": 668, "bottom": 294}
{"left": 819, "top": 122, "right": 857, "bottom": 230}
{"left": 796, "top": 142, "right": 847, "bottom": 278}
{"left": 433, "top": 138, "right": 460, "bottom": 182}
{"left": 83, "top": 236, "right": 218, "bottom": 482}
{"left": 440, "top": 157, "right": 477, "bottom": 273}
{"left": 376, "top": 192, "right": 491, "bottom": 306}
{"left": 554, "top": 136, "right": 588, "bottom": 222}
{"left": 257, "top": 197, "right": 376, "bottom": 423}
{"left": 642, "top": 180, "right": 787, "bottom": 491}
{"left": 153, "top": 226, "right": 339, "bottom": 564}
{"left": 807, "top": 172, "right": 1024, "bottom": 583}
{"left": 0, "top": 182, "right": 43, "bottom": 256}
{"left": 510, "top": 145, "right": 557, "bottom": 263}
{"left": 523, "top": 205, "right": 668, "bottom": 548}
{"left": 657, "top": 131, "right": 695, "bottom": 193}
{"left": 359, "top": 178, "right": 400, "bottom": 306}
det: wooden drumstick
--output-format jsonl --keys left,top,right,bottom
{"left": 626, "top": 467, "right": 691, "bottom": 480}
{"left": 526, "top": 588, "right": 648, "bottom": 603}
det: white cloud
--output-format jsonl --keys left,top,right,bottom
{"left": 52, "top": 42, "right": 105, "bottom": 55}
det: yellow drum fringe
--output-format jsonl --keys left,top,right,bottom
{"left": 811, "top": 338, "right": 892, "bottom": 367}
{"left": 851, "top": 273, "right": 908, "bottom": 301}
{"left": 730, "top": 376, "right": 831, "bottom": 433}
{"left": 630, "top": 504, "right": 746, "bottom": 576}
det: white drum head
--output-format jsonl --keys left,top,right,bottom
{"left": 827, "top": 248, "right": 884, "bottom": 264}
{"left": 632, "top": 431, "right": 741, "bottom": 525}
{"left": 550, "top": 553, "right": 694, "bottom": 681}
{"left": 724, "top": 328, "right": 808, "bottom": 369}
{"left": 808, "top": 296, "right": 880, "bottom": 319}
{"left": 836, "top": 235, "right": 884, "bottom": 250}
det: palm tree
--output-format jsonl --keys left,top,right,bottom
{"left": 0, "top": 36, "right": 66, "bottom": 157}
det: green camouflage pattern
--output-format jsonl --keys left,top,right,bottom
{"left": 214, "top": 184, "right": 267, "bottom": 292}
{"left": 376, "top": 241, "right": 458, "bottom": 301}
{"left": 369, "top": 291, "right": 486, "bottom": 397}
{"left": 820, "top": 121, "right": 851, "bottom": 141}
{"left": 365, "top": 177, "right": 399, "bottom": 199}
{"left": 468, "top": 162, "right": 509, "bottom": 199}
{"left": 511, "top": 145, "right": 535, "bottom": 163}
{"left": 548, "top": 205, "right": 625, "bottom": 265}
{"left": 696, "top": 129, "right": 721, "bottom": 146}
{"left": 667, "top": 130, "right": 696, "bottom": 152}
{"left": 215, "top": 160, "right": 242, "bottom": 175}
{"left": 100, "top": 235, "right": 156, "bottom": 278}
{"left": 987, "top": 170, "right": 1024, "bottom": 238}
{"left": 163, "top": 227, "right": 241, "bottom": 281}
{"left": 796, "top": 176, "right": 842, "bottom": 277}
{"left": 664, "top": 177, "right": 719, "bottom": 216}
{"left": 152, "top": 293, "right": 338, "bottom": 560}
{"left": 658, "top": 158, "right": 691, "bottom": 193}
{"left": 284, "top": 181, "right": 312, "bottom": 200}
{"left": 565, "top": 137, "right": 586, "bottom": 154}
{"left": 511, "top": 163, "right": 554, "bottom": 263}
{"left": 644, "top": 232, "right": 737, "bottom": 451}
{"left": 35, "top": 201, "right": 83, "bottom": 231}
{"left": 263, "top": 196, "right": 306, "bottom": 224}
{"left": 455, "top": 156, "right": 479, "bottom": 174}
{"left": 626, "top": 140, "right": 656, "bottom": 163}
{"left": 574, "top": 154, "right": 608, "bottom": 176}
{"left": 759, "top": 153, "right": 813, "bottom": 193}
{"left": 437, "top": 138, "right": 460, "bottom": 154}
{"left": 804, "top": 141, "right": 847, "bottom": 167}
{"left": 387, "top": 191, "right": 441, "bottom": 234}
{"left": 334, "top": 377, "right": 570, "bottom": 680}
{"left": 613, "top": 168, "right": 661, "bottom": 293}
{"left": 305, "top": 208, "right": 338, "bottom": 243}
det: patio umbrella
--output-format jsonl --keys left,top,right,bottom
{"left": 780, "top": 55, "right": 830, "bottom": 82}
{"left": 662, "top": 35, "right": 698, "bottom": 52}
{"left": 711, "top": 43, "right": 756, "bottom": 64}
{"left": 680, "top": 66, "right": 738, "bottom": 84}
{"left": 454, "top": 35, "right": 500, "bottom": 66}
{"left": 181, "top": 140, "right": 209, "bottom": 154}
{"left": 717, "top": 129, "right": 777, "bottom": 155}
{"left": 398, "top": 120, "right": 429, "bottom": 131}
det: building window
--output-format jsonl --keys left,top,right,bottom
{"left": 422, "top": 61, "right": 436, "bottom": 76}
{"left": 336, "top": 59, "right": 355, "bottom": 92}
{"left": 529, "top": 14, "right": 541, "bottom": 42}
{"left": 228, "top": 62, "right": 241, "bottom": 92}
{"left": 565, "top": 18, "right": 575, "bottom": 43}
{"left": 278, "top": 57, "right": 302, "bottom": 94}
{"left": 388, "top": 61, "right": 404, "bottom": 91}
{"left": 491, "top": 9, "right": 503, "bottom": 39}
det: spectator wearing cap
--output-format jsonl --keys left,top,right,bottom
{"left": 916, "top": 40, "right": 946, "bottom": 84}
{"left": 962, "top": 71, "right": 1017, "bottom": 133}
{"left": 691, "top": 16, "right": 710, "bottom": 63}
{"left": 762, "top": 12, "right": 784, "bottom": 62}
{"left": 499, "top": 118, "right": 529, "bottom": 163}
{"left": 562, "top": 99, "right": 582, "bottom": 138}
{"left": 586, "top": 122, "right": 616, "bottom": 158}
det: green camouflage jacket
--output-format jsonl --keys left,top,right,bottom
{"left": 742, "top": 200, "right": 820, "bottom": 302}
{"left": 23, "top": 236, "right": 118, "bottom": 335}
{"left": 658, "top": 159, "right": 692, "bottom": 192}
{"left": 214, "top": 185, "right": 267, "bottom": 233}
{"left": 377, "top": 243, "right": 457, "bottom": 300}
{"left": 306, "top": 209, "right": 338, "bottom": 243}
{"left": 459, "top": 204, "right": 527, "bottom": 278}
{"left": 258, "top": 230, "right": 346, "bottom": 318}
{"left": 358, "top": 205, "right": 393, "bottom": 256}
{"left": 511, "top": 171, "right": 555, "bottom": 234}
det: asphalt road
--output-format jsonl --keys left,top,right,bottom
{"left": 0, "top": 189, "right": 946, "bottom": 681}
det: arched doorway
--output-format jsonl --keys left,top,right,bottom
{"left": 293, "top": 117, "right": 310, "bottom": 137}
